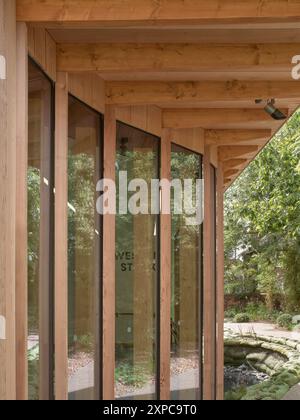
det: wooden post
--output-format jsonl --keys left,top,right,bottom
{"left": 103, "top": 105, "right": 116, "bottom": 400}
{"left": 0, "top": 0, "right": 17, "bottom": 401}
{"left": 216, "top": 163, "right": 225, "bottom": 401}
{"left": 15, "top": 21, "right": 28, "bottom": 401}
{"left": 203, "top": 144, "right": 216, "bottom": 401}
{"left": 160, "top": 129, "right": 172, "bottom": 400}
{"left": 54, "top": 72, "right": 69, "bottom": 400}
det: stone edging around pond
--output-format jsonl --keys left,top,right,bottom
{"left": 225, "top": 330, "right": 300, "bottom": 400}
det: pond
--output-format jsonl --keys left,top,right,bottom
{"left": 225, "top": 365, "right": 269, "bottom": 396}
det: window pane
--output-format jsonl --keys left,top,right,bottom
{"left": 115, "top": 123, "right": 160, "bottom": 400}
{"left": 67, "top": 96, "right": 102, "bottom": 400}
{"left": 211, "top": 164, "right": 217, "bottom": 400}
{"left": 28, "top": 60, "right": 53, "bottom": 400}
{"left": 171, "top": 144, "right": 203, "bottom": 400}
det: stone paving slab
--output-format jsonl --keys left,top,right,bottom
{"left": 225, "top": 322, "right": 300, "bottom": 342}
{"left": 282, "top": 384, "right": 300, "bottom": 400}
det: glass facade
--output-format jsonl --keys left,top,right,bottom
{"left": 67, "top": 96, "right": 102, "bottom": 400}
{"left": 28, "top": 59, "right": 54, "bottom": 400}
{"left": 26, "top": 61, "right": 218, "bottom": 401}
{"left": 170, "top": 144, "right": 203, "bottom": 400}
{"left": 115, "top": 123, "right": 160, "bottom": 400}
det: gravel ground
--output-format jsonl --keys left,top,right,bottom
{"left": 115, "top": 354, "right": 200, "bottom": 399}
{"left": 68, "top": 352, "right": 94, "bottom": 378}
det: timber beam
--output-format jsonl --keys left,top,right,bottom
{"left": 162, "top": 109, "right": 288, "bottom": 129}
{"left": 57, "top": 43, "right": 300, "bottom": 73}
{"left": 17, "top": 0, "right": 300, "bottom": 25}
{"left": 205, "top": 129, "right": 271, "bottom": 146}
{"left": 105, "top": 81, "right": 300, "bottom": 106}
{"left": 219, "top": 145, "right": 259, "bottom": 161}
{"left": 223, "top": 159, "right": 248, "bottom": 170}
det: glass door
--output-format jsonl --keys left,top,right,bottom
{"left": 170, "top": 144, "right": 203, "bottom": 400}
{"left": 115, "top": 122, "right": 160, "bottom": 400}
{"left": 28, "top": 59, "right": 54, "bottom": 400}
{"left": 67, "top": 96, "right": 103, "bottom": 400}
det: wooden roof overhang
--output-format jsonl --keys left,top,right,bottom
{"left": 17, "top": 0, "right": 300, "bottom": 188}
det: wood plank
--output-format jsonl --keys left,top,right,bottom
{"left": 106, "top": 81, "right": 300, "bottom": 106}
{"left": 28, "top": 26, "right": 56, "bottom": 81}
{"left": 16, "top": 21, "right": 28, "bottom": 401}
{"left": 216, "top": 163, "right": 225, "bottom": 401}
{"left": 203, "top": 144, "right": 214, "bottom": 400}
{"left": 54, "top": 72, "right": 68, "bottom": 400}
{"left": 160, "top": 129, "right": 172, "bottom": 400}
{"left": 103, "top": 105, "right": 116, "bottom": 400}
{"left": 48, "top": 27, "right": 300, "bottom": 45}
{"left": 115, "top": 105, "right": 162, "bottom": 138}
{"left": 163, "top": 108, "right": 288, "bottom": 129}
{"left": 45, "top": 30, "right": 57, "bottom": 81}
{"left": 172, "top": 128, "right": 205, "bottom": 155}
{"left": 0, "top": 0, "right": 17, "bottom": 401}
{"left": 205, "top": 129, "right": 271, "bottom": 146}
{"left": 32, "top": 27, "right": 46, "bottom": 70}
{"left": 57, "top": 43, "right": 300, "bottom": 73}
{"left": 68, "top": 72, "right": 105, "bottom": 114}
{"left": 223, "top": 159, "right": 248, "bottom": 170}
{"left": 146, "top": 106, "right": 162, "bottom": 138}
{"left": 219, "top": 145, "right": 259, "bottom": 161}
{"left": 16, "top": 0, "right": 300, "bottom": 24}
{"left": 224, "top": 169, "right": 239, "bottom": 178}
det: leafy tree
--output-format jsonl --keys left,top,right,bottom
{"left": 225, "top": 110, "right": 300, "bottom": 312}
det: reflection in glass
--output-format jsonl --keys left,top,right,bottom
{"left": 28, "top": 59, "right": 53, "bottom": 400}
{"left": 115, "top": 123, "right": 160, "bottom": 400}
{"left": 171, "top": 144, "right": 203, "bottom": 400}
{"left": 211, "top": 164, "right": 217, "bottom": 400}
{"left": 67, "top": 96, "right": 102, "bottom": 400}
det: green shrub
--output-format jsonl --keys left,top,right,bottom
{"left": 225, "top": 308, "right": 239, "bottom": 319}
{"left": 115, "top": 363, "right": 148, "bottom": 387}
{"left": 76, "top": 334, "right": 94, "bottom": 352}
{"left": 225, "top": 386, "right": 247, "bottom": 401}
{"left": 277, "top": 314, "right": 293, "bottom": 329}
{"left": 244, "top": 303, "right": 280, "bottom": 323}
{"left": 283, "top": 242, "right": 300, "bottom": 313}
{"left": 234, "top": 313, "right": 251, "bottom": 323}
{"left": 28, "top": 345, "right": 39, "bottom": 400}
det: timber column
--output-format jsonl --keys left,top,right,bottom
{"left": 0, "top": 0, "right": 17, "bottom": 400}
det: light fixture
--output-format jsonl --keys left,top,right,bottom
{"left": 255, "top": 98, "right": 287, "bottom": 121}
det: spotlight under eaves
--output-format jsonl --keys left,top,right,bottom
{"left": 256, "top": 99, "right": 287, "bottom": 121}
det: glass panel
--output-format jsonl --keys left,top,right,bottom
{"left": 211, "top": 164, "right": 217, "bottom": 400}
{"left": 115, "top": 123, "right": 160, "bottom": 400}
{"left": 67, "top": 96, "right": 102, "bottom": 400}
{"left": 171, "top": 144, "right": 203, "bottom": 400}
{"left": 28, "top": 60, "right": 53, "bottom": 400}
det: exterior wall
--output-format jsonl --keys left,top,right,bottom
{"left": 0, "top": 0, "right": 17, "bottom": 401}
{"left": 7, "top": 20, "right": 222, "bottom": 401}
{"left": 28, "top": 26, "right": 56, "bottom": 81}
{"left": 116, "top": 106, "right": 162, "bottom": 138}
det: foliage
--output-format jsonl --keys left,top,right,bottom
{"left": 225, "top": 386, "right": 247, "bottom": 401}
{"left": 28, "top": 345, "right": 39, "bottom": 400}
{"left": 115, "top": 362, "right": 149, "bottom": 387}
{"left": 226, "top": 303, "right": 282, "bottom": 324}
{"left": 283, "top": 240, "right": 300, "bottom": 312}
{"left": 233, "top": 313, "right": 251, "bottom": 323}
{"left": 277, "top": 314, "right": 293, "bottom": 330}
{"left": 75, "top": 334, "right": 94, "bottom": 352}
{"left": 225, "top": 110, "right": 300, "bottom": 314}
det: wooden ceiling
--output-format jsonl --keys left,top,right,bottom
{"left": 17, "top": 0, "right": 300, "bottom": 188}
